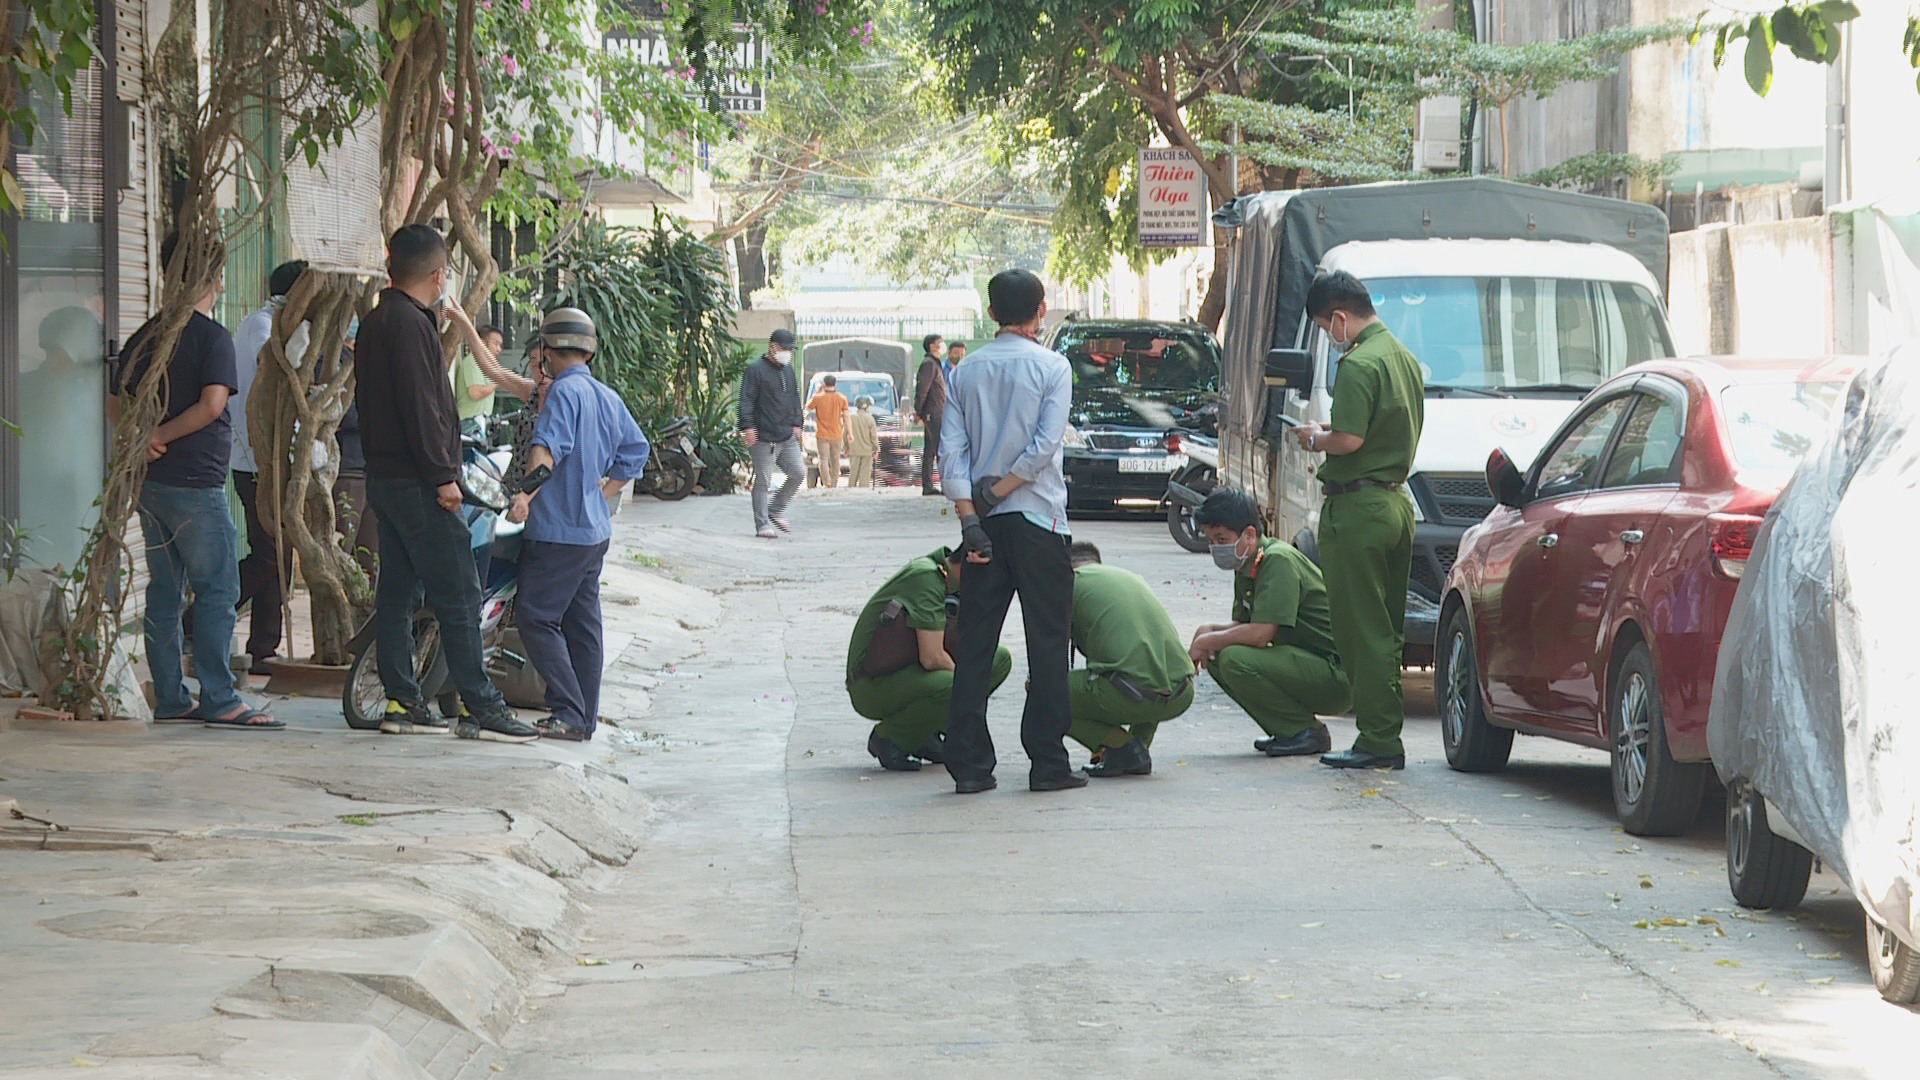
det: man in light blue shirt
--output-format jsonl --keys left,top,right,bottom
{"left": 506, "top": 308, "right": 650, "bottom": 742}
{"left": 938, "top": 269, "right": 1083, "bottom": 795}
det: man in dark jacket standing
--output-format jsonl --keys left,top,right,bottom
{"left": 914, "top": 333, "right": 947, "bottom": 496}
{"left": 354, "top": 224, "right": 535, "bottom": 743}
{"left": 739, "top": 328, "right": 804, "bottom": 540}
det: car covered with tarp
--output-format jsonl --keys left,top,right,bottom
{"left": 1708, "top": 344, "right": 1920, "bottom": 1005}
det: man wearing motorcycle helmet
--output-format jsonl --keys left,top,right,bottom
{"left": 506, "top": 307, "right": 652, "bottom": 741}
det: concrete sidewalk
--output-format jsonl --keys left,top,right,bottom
{"left": 0, "top": 508, "right": 720, "bottom": 1079}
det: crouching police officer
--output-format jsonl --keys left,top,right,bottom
{"left": 1188, "top": 489, "right": 1350, "bottom": 756}
{"left": 848, "top": 547, "right": 1012, "bottom": 771}
{"left": 1066, "top": 542, "right": 1195, "bottom": 778}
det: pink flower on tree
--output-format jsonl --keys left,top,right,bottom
{"left": 522, "top": 0, "right": 532, "bottom": 10}
{"left": 502, "top": 53, "right": 519, "bottom": 77}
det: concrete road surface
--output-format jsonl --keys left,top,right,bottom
{"left": 503, "top": 489, "right": 1915, "bottom": 1079}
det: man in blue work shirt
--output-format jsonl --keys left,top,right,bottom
{"left": 939, "top": 269, "right": 1083, "bottom": 795}
{"left": 506, "top": 308, "right": 651, "bottom": 742}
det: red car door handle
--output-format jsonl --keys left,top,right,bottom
{"left": 1536, "top": 533, "right": 1559, "bottom": 549}
{"left": 1620, "top": 529, "right": 1645, "bottom": 546}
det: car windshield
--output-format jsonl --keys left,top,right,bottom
{"left": 1720, "top": 380, "right": 1847, "bottom": 483}
{"left": 1362, "top": 275, "right": 1675, "bottom": 393}
{"left": 1052, "top": 327, "right": 1220, "bottom": 392}
{"left": 811, "top": 376, "right": 897, "bottom": 416}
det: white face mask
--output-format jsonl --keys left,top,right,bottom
{"left": 772, "top": 349, "right": 792, "bottom": 366}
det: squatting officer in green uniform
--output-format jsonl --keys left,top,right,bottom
{"left": 848, "top": 547, "right": 1012, "bottom": 771}
{"left": 1293, "top": 271, "right": 1424, "bottom": 770}
{"left": 1065, "top": 542, "right": 1196, "bottom": 778}
{"left": 1188, "top": 488, "right": 1350, "bottom": 756}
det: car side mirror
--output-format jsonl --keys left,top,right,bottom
{"left": 1265, "top": 348, "right": 1314, "bottom": 396}
{"left": 1486, "top": 448, "right": 1525, "bottom": 509}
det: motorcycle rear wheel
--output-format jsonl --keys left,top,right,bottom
{"left": 650, "top": 454, "right": 698, "bottom": 501}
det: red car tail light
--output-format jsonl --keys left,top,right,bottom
{"left": 1166, "top": 434, "right": 1183, "bottom": 454}
{"left": 1709, "top": 513, "right": 1766, "bottom": 579}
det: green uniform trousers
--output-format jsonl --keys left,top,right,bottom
{"left": 1065, "top": 669, "right": 1195, "bottom": 752}
{"left": 850, "top": 647, "right": 1012, "bottom": 754}
{"left": 1208, "top": 643, "right": 1350, "bottom": 738}
{"left": 1318, "top": 486, "right": 1415, "bottom": 756}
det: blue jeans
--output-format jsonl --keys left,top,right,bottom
{"left": 366, "top": 477, "right": 503, "bottom": 710}
{"left": 137, "top": 481, "right": 242, "bottom": 717}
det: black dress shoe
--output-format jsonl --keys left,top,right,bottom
{"left": 1030, "top": 773, "right": 1090, "bottom": 792}
{"left": 1320, "top": 746, "right": 1407, "bottom": 771}
{"left": 913, "top": 733, "right": 947, "bottom": 765}
{"left": 1260, "top": 725, "right": 1333, "bottom": 758}
{"left": 954, "top": 776, "right": 998, "bottom": 794}
{"left": 868, "top": 730, "right": 923, "bottom": 772}
{"left": 1083, "top": 739, "right": 1151, "bottom": 777}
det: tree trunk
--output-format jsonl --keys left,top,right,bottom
{"left": 735, "top": 221, "right": 770, "bottom": 308}
{"left": 250, "top": 271, "right": 372, "bottom": 665}
{"left": 1498, "top": 105, "right": 1511, "bottom": 177}
{"left": 1196, "top": 230, "right": 1233, "bottom": 334}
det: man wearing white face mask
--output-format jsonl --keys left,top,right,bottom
{"left": 1187, "top": 488, "right": 1350, "bottom": 757}
{"left": 739, "top": 328, "right": 805, "bottom": 539}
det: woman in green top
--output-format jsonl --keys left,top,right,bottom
{"left": 454, "top": 324, "right": 504, "bottom": 439}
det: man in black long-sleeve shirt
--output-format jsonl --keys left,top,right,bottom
{"left": 354, "top": 224, "right": 535, "bottom": 743}
{"left": 738, "top": 328, "right": 804, "bottom": 539}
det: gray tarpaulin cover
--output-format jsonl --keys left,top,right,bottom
{"left": 1709, "top": 347, "right": 1919, "bottom": 943}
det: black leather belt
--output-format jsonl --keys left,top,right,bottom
{"left": 1104, "top": 672, "right": 1195, "bottom": 702}
{"left": 1321, "top": 478, "right": 1401, "bottom": 497}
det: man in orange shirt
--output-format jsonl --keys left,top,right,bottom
{"left": 808, "top": 374, "right": 850, "bottom": 489}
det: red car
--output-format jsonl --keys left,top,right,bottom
{"left": 1437, "top": 357, "right": 1856, "bottom": 836}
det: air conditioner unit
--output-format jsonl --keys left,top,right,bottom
{"left": 1413, "top": 95, "right": 1463, "bottom": 173}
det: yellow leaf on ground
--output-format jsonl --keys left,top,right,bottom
{"left": 1360, "top": 788, "right": 1381, "bottom": 797}
{"left": 576, "top": 957, "right": 610, "bottom": 967}
{"left": 1300, "top": 921, "right": 1326, "bottom": 929}
{"left": 1716, "top": 959, "right": 1741, "bottom": 968}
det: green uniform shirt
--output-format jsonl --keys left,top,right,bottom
{"left": 1232, "top": 537, "right": 1340, "bottom": 661}
{"left": 846, "top": 547, "right": 953, "bottom": 682}
{"left": 1070, "top": 563, "right": 1195, "bottom": 691}
{"left": 454, "top": 349, "right": 496, "bottom": 422}
{"left": 1319, "top": 322, "right": 1424, "bottom": 486}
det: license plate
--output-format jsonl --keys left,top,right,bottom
{"left": 1118, "top": 456, "right": 1175, "bottom": 473}
{"left": 677, "top": 436, "right": 697, "bottom": 454}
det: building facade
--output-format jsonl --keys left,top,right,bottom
{"left": 1, "top": 0, "right": 157, "bottom": 573}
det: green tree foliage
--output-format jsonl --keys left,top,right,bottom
{"left": 544, "top": 215, "right": 738, "bottom": 425}
{"left": 922, "top": 0, "right": 1295, "bottom": 329}
{"left": 1693, "top": 3, "right": 1856, "bottom": 98}
{"left": 0, "top": 0, "right": 98, "bottom": 218}
{"left": 1264, "top": 8, "right": 1684, "bottom": 176}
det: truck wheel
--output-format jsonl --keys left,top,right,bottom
{"left": 1609, "top": 643, "right": 1708, "bottom": 837}
{"left": 1437, "top": 606, "right": 1512, "bottom": 773}
{"left": 1725, "top": 782, "right": 1812, "bottom": 910}
{"left": 1866, "top": 912, "right": 1920, "bottom": 1004}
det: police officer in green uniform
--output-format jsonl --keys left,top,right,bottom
{"left": 1293, "top": 271, "right": 1424, "bottom": 770}
{"left": 1064, "top": 542, "right": 1196, "bottom": 778}
{"left": 1188, "top": 488, "right": 1351, "bottom": 756}
{"left": 848, "top": 547, "right": 1013, "bottom": 771}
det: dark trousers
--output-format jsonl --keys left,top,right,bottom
{"left": 945, "top": 513, "right": 1075, "bottom": 784}
{"left": 232, "top": 471, "right": 287, "bottom": 659}
{"left": 366, "top": 477, "right": 503, "bottom": 710}
{"left": 921, "top": 415, "right": 942, "bottom": 493}
{"left": 517, "top": 539, "right": 609, "bottom": 735}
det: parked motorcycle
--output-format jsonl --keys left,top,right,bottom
{"left": 634, "top": 415, "right": 704, "bottom": 502}
{"left": 1164, "top": 430, "right": 1219, "bottom": 553}
{"left": 341, "top": 441, "right": 529, "bottom": 730}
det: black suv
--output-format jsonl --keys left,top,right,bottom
{"left": 1043, "top": 319, "right": 1222, "bottom": 514}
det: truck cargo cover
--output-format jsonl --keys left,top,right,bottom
{"left": 1708, "top": 347, "right": 1920, "bottom": 944}
{"left": 1215, "top": 179, "right": 1670, "bottom": 443}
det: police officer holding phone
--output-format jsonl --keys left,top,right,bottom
{"left": 1291, "top": 271, "right": 1424, "bottom": 771}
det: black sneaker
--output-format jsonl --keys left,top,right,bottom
{"left": 1083, "top": 738, "right": 1151, "bottom": 777}
{"left": 535, "top": 716, "right": 591, "bottom": 742}
{"left": 455, "top": 701, "right": 539, "bottom": 744}
{"left": 868, "top": 729, "right": 922, "bottom": 771}
{"left": 379, "top": 699, "right": 450, "bottom": 735}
